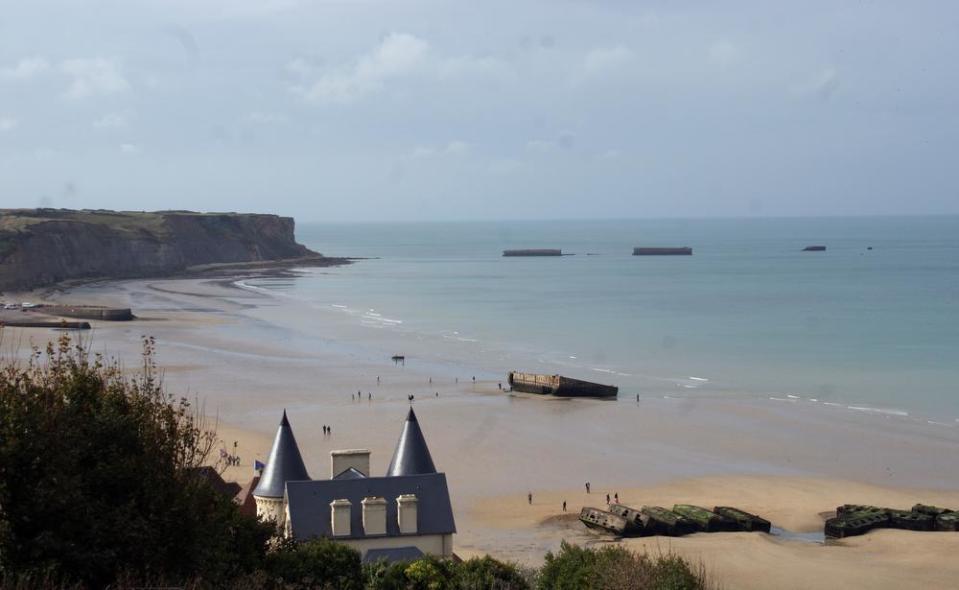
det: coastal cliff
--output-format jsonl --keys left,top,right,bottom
{"left": 0, "top": 209, "right": 326, "bottom": 292}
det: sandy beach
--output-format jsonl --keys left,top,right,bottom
{"left": 4, "top": 275, "right": 959, "bottom": 589}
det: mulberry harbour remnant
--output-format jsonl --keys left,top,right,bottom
{"left": 583, "top": 503, "right": 772, "bottom": 537}
{"left": 632, "top": 247, "right": 692, "bottom": 256}
{"left": 502, "top": 249, "right": 562, "bottom": 257}
{"left": 507, "top": 372, "right": 618, "bottom": 397}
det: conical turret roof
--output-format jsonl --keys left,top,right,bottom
{"left": 386, "top": 407, "right": 437, "bottom": 477}
{"left": 254, "top": 410, "right": 310, "bottom": 498}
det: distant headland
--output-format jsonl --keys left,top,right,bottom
{"left": 0, "top": 208, "right": 348, "bottom": 293}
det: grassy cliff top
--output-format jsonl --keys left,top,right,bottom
{"left": 0, "top": 208, "right": 283, "bottom": 234}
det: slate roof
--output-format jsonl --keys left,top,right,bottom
{"left": 254, "top": 410, "right": 310, "bottom": 498}
{"left": 363, "top": 547, "right": 425, "bottom": 564}
{"left": 386, "top": 408, "right": 437, "bottom": 477}
{"left": 285, "top": 472, "right": 456, "bottom": 540}
{"left": 333, "top": 467, "right": 368, "bottom": 480}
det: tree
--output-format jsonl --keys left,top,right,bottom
{"left": 0, "top": 334, "right": 274, "bottom": 587}
{"left": 264, "top": 538, "right": 363, "bottom": 589}
{"left": 538, "top": 541, "right": 708, "bottom": 590}
{"left": 454, "top": 556, "right": 530, "bottom": 590}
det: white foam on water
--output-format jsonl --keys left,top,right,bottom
{"left": 688, "top": 376, "right": 709, "bottom": 382}
{"left": 590, "top": 367, "right": 632, "bottom": 377}
{"left": 682, "top": 384, "right": 698, "bottom": 389}
{"left": 847, "top": 405, "right": 909, "bottom": 417}
{"left": 809, "top": 398, "right": 818, "bottom": 402}
{"left": 787, "top": 394, "right": 800, "bottom": 399}
{"left": 927, "top": 420, "right": 953, "bottom": 427}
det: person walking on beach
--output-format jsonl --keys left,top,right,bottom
{"left": 368, "top": 392, "right": 372, "bottom": 401}
{"left": 606, "top": 493, "right": 610, "bottom": 505}
{"left": 563, "top": 501, "right": 567, "bottom": 512}
{"left": 614, "top": 493, "right": 619, "bottom": 504}
{"left": 528, "top": 492, "right": 533, "bottom": 505}
{"left": 377, "top": 376, "right": 380, "bottom": 384}
{"left": 585, "top": 482, "right": 590, "bottom": 494}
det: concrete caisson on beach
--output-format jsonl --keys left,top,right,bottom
{"left": 508, "top": 371, "right": 618, "bottom": 397}
{"left": 502, "top": 249, "right": 563, "bottom": 257}
{"left": 632, "top": 247, "right": 693, "bottom": 256}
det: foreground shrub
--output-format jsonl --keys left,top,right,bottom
{"left": 455, "top": 556, "right": 530, "bottom": 589}
{"left": 538, "top": 541, "right": 708, "bottom": 590}
{"left": 363, "top": 555, "right": 528, "bottom": 590}
{"left": 264, "top": 538, "right": 363, "bottom": 589}
{"left": 0, "top": 335, "right": 274, "bottom": 588}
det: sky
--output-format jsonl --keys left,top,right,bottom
{"left": 0, "top": 0, "right": 957, "bottom": 222}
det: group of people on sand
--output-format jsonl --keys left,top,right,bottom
{"left": 529, "top": 483, "right": 620, "bottom": 514}
{"left": 322, "top": 425, "right": 333, "bottom": 436}
{"left": 219, "top": 448, "right": 241, "bottom": 466}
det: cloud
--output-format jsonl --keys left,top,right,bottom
{"left": 410, "top": 140, "right": 470, "bottom": 159}
{"left": 0, "top": 117, "right": 18, "bottom": 132}
{"left": 436, "top": 55, "right": 509, "bottom": 79}
{"left": 526, "top": 139, "right": 557, "bottom": 152}
{"left": 119, "top": 143, "right": 140, "bottom": 154}
{"left": 163, "top": 24, "right": 200, "bottom": 61}
{"left": 708, "top": 40, "right": 740, "bottom": 68}
{"left": 60, "top": 58, "right": 130, "bottom": 99}
{"left": 583, "top": 46, "right": 634, "bottom": 75}
{"left": 300, "top": 33, "right": 429, "bottom": 104}
{"left": 526, "top": 132, "right": 575, "bottom": 153}
{"left": 246, "top": 111, "right": 287, "bottom": 124}
{"left": 92, "top": 111, "right": 131, "bottom": 128}
{"left": 0, "top": 56, "right": 50, "bottom": 79}
{"left": 488, "top": 158, "right": 522, "bottom": 175}
{"left": 292, "top": 33, "right": 509, "bottom": 104}
{"left": 794, "top": 67, "right": 840, "bottom": 100}
{"left": 596, "top": 149, "right": 622, "bottom": 160}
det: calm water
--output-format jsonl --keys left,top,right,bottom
{"left": 246, "top": 217, "right": 959, "bottom": 418}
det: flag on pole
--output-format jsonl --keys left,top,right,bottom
{"left": 254, "top": 459, "right": 265, "bottom": 475}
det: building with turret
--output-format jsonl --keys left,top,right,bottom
{"left": 253, "top": 408, "right": 455, "bottom": 562}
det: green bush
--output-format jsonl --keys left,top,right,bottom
{"left": 0, "top": 335, "right": 274, "bottom": 588}
{"left": 454, "top": 556, "right": 530, "bottom": 590}
{"left": 264, "top": 538, "right": 363, "bottom": 589}
{"left": 538, "top": 541, "right": 708, "bottom": 590}
{"left": 363, "top": 555, "right": 528, "bottom": 590}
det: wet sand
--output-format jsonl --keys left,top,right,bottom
{"left": 3, "top": 276, "right": 959, "bottom": 589}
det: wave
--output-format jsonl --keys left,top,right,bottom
{"left": 846, "top": 405, "right": 909, "bottom": 417}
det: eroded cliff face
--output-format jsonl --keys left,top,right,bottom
{"left": 0, "top": 209, "right": 319, "bottom": 292}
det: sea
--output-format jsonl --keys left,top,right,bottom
{"left": 239, "top": 216, "right": 959, "bottom": 420}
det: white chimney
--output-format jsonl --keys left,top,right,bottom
{"left": 362, "top": 496, "right": 388, "bottom": 536}
{"left": 397, "top": 494, "right": 418, "bottom": 534}
{"left": 330, "top": 499, "right": 352, "bottom": 536}
{"left": 331, "top": 449, "right": 371, "bottom": 478}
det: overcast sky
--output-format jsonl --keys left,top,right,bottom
{"left": 0, "top": 1, "right": 956, "bottom": 221}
